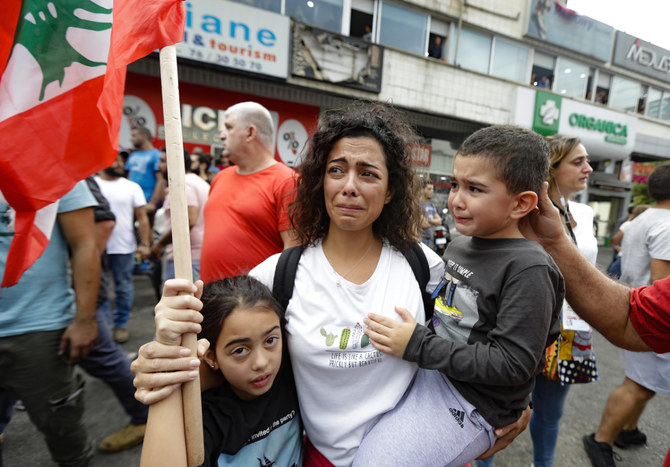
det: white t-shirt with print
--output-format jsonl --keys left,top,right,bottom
{"left": 251, "top": 241, "right": 443, "bottom": 466}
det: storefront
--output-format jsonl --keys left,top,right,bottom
{"left": 122, "top": 73, "right": 320, "bottom": 167}
{"left": 512, "top": 86, "right": 639, "bottom": 243}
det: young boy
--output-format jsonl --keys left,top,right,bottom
{"left": 355, "top": 125, "right": 565, "bottom": 466}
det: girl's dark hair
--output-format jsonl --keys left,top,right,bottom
{"left": 198, "top": 276, "right": 285, "bottom": 351}
{"left": 289, "top": 101, "right": 422, "bottom": 253}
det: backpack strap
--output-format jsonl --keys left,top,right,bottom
{"left": 273, "top": 243, "right": 433, "bottom": 321}
{"left": 403, "top": 243, "right": 434, "bottom": 323}
{"left": 272, "top": 246, "right": 305, "bottom": 311}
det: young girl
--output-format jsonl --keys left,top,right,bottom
{"left": 137, "top": 276, "right": 302, "bottom": 467}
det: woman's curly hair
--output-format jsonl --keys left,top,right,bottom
{"left": 289, "top": 101, "right": 423, "bottom": 253}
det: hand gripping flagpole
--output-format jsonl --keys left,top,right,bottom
{"left": 157, "top": 44, "right": 204, "bottom": 466}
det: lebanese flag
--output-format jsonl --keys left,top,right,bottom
{"left": 0, "top": 0, "right": 184, "bottom": 287}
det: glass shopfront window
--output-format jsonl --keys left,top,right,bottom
{"left": 609, "top": 76, "right": 640, "bottom": 112}
{"left": 661, "top": 93, "right": 670, "bottom": 122}
{"left": 646, "top": 88, "right": 663, "bottom": 118}
{"left": 286, "top": 0, "right": 343, "bottom": 33}
{"left": 491, "top": 39, "right": 529, "bottom": 83}
{"left": 453, "top": 28, "right": 491, "bottom": 75}
{"left": 379, "top": 2, "right": 428, "bottom": 55}
{"left": 553, "top": 58, "right": 589, "bottom": 98}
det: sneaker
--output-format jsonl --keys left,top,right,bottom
{"left": 614, "top": 428, "right": 647, "bottom": 448}
{"left": 583, "top": 433, "right": 621, "bottom": 467}
{"left": 113, "top": 327, "right": 130, "bottom": 343}
{"left": 99, "top": 424, "right": 146, "bottom": 452}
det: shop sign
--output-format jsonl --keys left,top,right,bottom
{"left": 178, "top": 0, "right": 290, "bottom": 79}
{"left": 525, "top": 0, "right": 613, "bottom": 62}
{"left": 410, "top": 144, "right": 432, "bottom": 167}
{"left": 521, "top": 88, "right": 637, "bottom": 160}
{"left": 121, "top": 73, "right": 320, "bottom": 164}
{"left": 567, "top": 113, "right": 627, "bottom": 145}
{"left": 291, "top": 22, "right": 383, "bottom": 93}
{"left": 532, "top": 91, "right": 561, "bottom": 136}
{"left": 613, "top": 32, "right": 670, "bottom": 84}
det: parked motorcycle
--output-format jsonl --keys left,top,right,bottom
{"left": 433, "top": 225, "right": 449, "bottom": 256}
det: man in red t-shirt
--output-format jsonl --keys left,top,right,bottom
{"left": 200, "top": 102, "right": 299, "bottom": 282}
{"left": 521, "top": 181, "right": 670, "bottom": 467}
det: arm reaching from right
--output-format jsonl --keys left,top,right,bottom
{"left": 519, "top": 182, "right": 650, "bottom": 351}
{"left": 134, "top": 279, "right": 209, "bottom": 467}
{"left": 132, "top": 279, "right": 206, "bottom": 405}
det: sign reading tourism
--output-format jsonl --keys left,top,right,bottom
{"left": 178, "top": 0, "right": 290, "bottom": 79}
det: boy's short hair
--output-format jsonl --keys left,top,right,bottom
{"left": 648, "top": 162, "right": 670, "bottom": 201}
{"left": 457, "top": 125, "right": 549, "bottom": 194}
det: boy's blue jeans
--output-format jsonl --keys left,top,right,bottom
{"left": 475, "top": 374, "right": 570, "bottom": 467}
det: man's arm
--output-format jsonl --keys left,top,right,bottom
{"left": 152, "top": 205, "right": 199, "bottom": 258}
{"left": 135, "top": 206, "right": 153, "bottom": 259}
{"left": 429, "top": 212, "right": 442, "bottom": 226}
{"left": 280, "top": 229, "right": 300, "bottom": 249}
{"left": 58, "top": 207, "right": 100, "bottom": 363}
{"left": 146, "top": 171, "right": 166, "bottom": 213}
{"left": 421, "top": 213, "right": 431, "bottom": 230}
{"left": 519, "top": 183, "right": 651, "bottom": 351}
{"left": 650, "top": 259, "right": 670, "bottom": 283}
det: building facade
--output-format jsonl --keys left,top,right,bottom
{"left": 123, "top": 0, "right": 670, "bottom": 242}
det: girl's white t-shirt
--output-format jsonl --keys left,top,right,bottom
{"left": 251, "top": 241, "right": 443, "bottom": 465}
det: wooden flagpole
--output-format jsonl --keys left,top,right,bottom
{"left": 157, "top": 44, "right": 204, "bottom": 466}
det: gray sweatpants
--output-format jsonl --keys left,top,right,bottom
{"left": 353, "top": 369, "right": 496, "bottom": 467}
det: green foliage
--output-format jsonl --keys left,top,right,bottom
{"left": 14, "top": 0, "right": 112, "bottom": 100}
{"left": 632, "top": 183, "right": 654, "bottom": 205}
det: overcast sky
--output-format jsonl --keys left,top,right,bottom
{"left": 567, "top": 0, "right": 670, "bottom": 51}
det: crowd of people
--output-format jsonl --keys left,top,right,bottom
{"left": 1, "top": 99, "right": 669, "bottom": 467}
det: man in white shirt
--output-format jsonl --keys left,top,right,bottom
{"left": 95, "top": 152, "right": 152, "bottom": 343}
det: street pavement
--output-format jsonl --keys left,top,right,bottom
{"left": 3, "top": 247, "right": 669, "bottom": 466}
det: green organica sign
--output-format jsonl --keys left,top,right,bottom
{"left": 568, "top": 113, "right": 628, "bottom": 145}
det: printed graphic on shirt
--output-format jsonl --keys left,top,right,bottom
{"left": 217, "top": 414, "right": 302, "bottom": 466}
{"left": 321, "top": 322, "right": 382, "bottom": 369}
{"left": 432, "top": 272, "right": 479, "bottom": 343}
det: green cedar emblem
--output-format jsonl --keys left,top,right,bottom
{"left": 13, "top": 0, "right": 112, "bottom": 101}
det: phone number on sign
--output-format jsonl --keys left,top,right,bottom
{"left": 184, "top": 49, "right": 263, "bottom": 72}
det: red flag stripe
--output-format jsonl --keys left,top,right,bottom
{"left": 1, "top": 0, "right": 184, "bottom": 287}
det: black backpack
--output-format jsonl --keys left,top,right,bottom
{"left": 272, "top": 243, "right": 434, "bottom": 322}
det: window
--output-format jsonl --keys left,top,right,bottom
{"left": 661, "top": 93, "right": 670, "bottom": 122}
{"left": 428, "top": 18, "right": 448, "bottom": 60}
{"left": 228, "top": 0, "right": 281, "bottom": 13}
{"left": 531, "top": 51, "right": 555, "bottom": 89}
{"left": 595, "top": 71, "right": 611, "bottom": 105}
{"left": 646, "top": 88, "right": 663, "bottom": 118}
{"left": 553, "top": 58, "right": 589, "bottom": 98}
{"left": 350, "top": 0, "right": 374, "bottom": 41}
{"left": 491, "top": 39, "right": 529, "bottom": 83}
{"left": 453, "top": 28, "right": 491, "bottom": 75}
{"left": 286, "top": 0, "right": 343, "bottom": 33}
{"left": 609, "top": 76, "right": 640, "bottom": 112}
{"left": 379, "top": 2, "right": 428, "bottom": 55}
